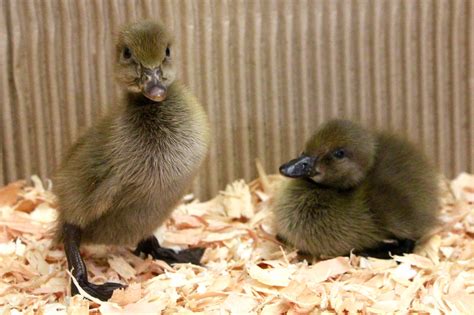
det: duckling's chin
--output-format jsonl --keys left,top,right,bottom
{"left": 310, "top": 174, "right": 324, "bottom": 183}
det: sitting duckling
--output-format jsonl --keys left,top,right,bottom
{"left": 53, "top": 20, "right": 209, "bottom": 300}
{"left": 273, "top": 119, "right": 439, "bottom": 259}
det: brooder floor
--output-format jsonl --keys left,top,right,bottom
{"left": 0, "top": 167, "right": 474, "bottom": 314}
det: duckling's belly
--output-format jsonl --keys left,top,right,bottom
{"left": 81, "top": 140, "right": 206, "bottom": 245}
{"left": 81, "top": 177, "right": 189, "bottom": 245}
{"left": 275, "top": 203, "right": 382, "bottom": 258}
{"left": 81, "top": 126, "right": 208, "bottom": 245}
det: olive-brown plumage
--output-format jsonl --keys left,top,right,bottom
{"left": 273, "top": 119, "right": 439, "bottom": 259}
{"left": 53, "top": 21, "right": 209, "bottom": 300}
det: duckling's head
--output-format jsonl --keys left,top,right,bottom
{"left": 280, "top": 120, "right": 376, "bottom": 189}
{"left": 115, "top": 20, "right": 175, "bottom": 102}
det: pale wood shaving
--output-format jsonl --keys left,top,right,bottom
{"left": 0, "top": 172, "right": 473, "bottom": 314}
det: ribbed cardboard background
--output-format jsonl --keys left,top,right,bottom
{"left": 1, "top": 0, "right": 473, "bottom": 199}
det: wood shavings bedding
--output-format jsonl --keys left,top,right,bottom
{"left": 0, "top": 171, "right": 473, "bottom": 314}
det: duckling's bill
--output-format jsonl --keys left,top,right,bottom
{"left": 279, "top": 155, "right": 317, "bottom": 178}
{"left": 140, "top": 67, "right": 167, "bottom": 102}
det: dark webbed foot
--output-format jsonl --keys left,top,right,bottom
{"left": 356, "top": 238, "right": 416, "bottom": 259}
{"left": 63, "top": 223, "right": 126, "bottom": 301}
{"left": 73, "top": 279, "right": 126, "bottom": 301}
{"left": 134, "top": 236, "right": 205, "bottom": 265}
{"left": 393, "top": 238, "right": 416, "bottom": 255}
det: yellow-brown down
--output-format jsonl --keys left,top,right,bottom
{"left": 273, "top": 119, "right": 440, "bottom": 258}
{"left": 53, "top": 21, "right": 210, "bottom": 245}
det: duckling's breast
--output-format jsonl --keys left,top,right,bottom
{"left": 111, "top": 92, "right": 209, "bottom": 189}
{"left": 273, "top": 180, "right": 384, "bottom": 257}
{"left": 81, "top": 92, "right": 209, "bottom": 245}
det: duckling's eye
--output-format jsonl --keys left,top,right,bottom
{"left": 165, "top": 46, "right": 171, "bottom": 57}
{"left": 122, "top": 47, "right": 132, "bottom": 59}
{"left": 332, "top": 149, "right": 346, "bottom": 159}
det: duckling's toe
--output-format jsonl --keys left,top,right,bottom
{"left": 72, "top": 280, "right": 126, "bottom": 301}
{"left": 133, "top": 235, "right": 205, "bottom": 265}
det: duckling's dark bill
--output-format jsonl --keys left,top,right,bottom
{"left": 140, "top": 67, "right": 167, "bottom": 102}
{"left": 279, "top": 155, "right": 316, "bottom": 178}
{"left": 142, "top": 79, "right": 167, "bottom": 102}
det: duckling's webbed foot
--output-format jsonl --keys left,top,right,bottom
{"left": 64, "top": 223, "right": 125, "bottom": 301}
{"left": 73, "top": 280, "right": 125, "bottom": 301}
{"left": 134, "top": 235, "right": 205, "bottom": 265}
{"left": 356, "top": 238, "right": 416, "bottom": 259}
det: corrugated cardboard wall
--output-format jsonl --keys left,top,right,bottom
{"left": 1, "top": 0, "right": 473, "bottom": 199}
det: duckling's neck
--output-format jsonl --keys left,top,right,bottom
{"left": 120, "top": 82, "right": 199, "bottom": 138}
{"left": 298, "top": 178, "right": 356, "bottom": 193}
{"left": 125, "top": 92, "right": 163, "bottom": 107}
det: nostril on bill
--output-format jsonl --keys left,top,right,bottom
{"left": 296, "top": 162, "right": 308, "bottom": 172}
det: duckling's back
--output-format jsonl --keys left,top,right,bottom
{"left": 367, "top": 132, "right": 440, "bottom": 240}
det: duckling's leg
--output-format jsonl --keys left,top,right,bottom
{"left": 133, "top": 235, "right": 205, "bottom": 265}
{"left": 356, "top": 238, "right": 416, "bottom": 259}
{"left": 63, "top": 224, "right": 125, "bottom": 301}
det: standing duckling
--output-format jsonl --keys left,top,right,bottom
{"left": 273, "top": 119, "right": 439, "bottom": 259}
{"left": 53, "top": 21, "right": 209, "bottom": 300}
